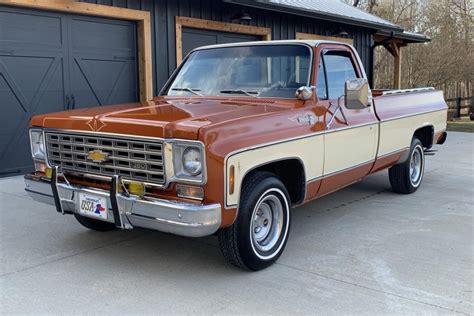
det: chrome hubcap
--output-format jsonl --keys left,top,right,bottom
{"left": 410, "top": 146, "right": 423, "bottom": 186}
{"left": 251, "top": 194, "right": 284, "bottom": 253}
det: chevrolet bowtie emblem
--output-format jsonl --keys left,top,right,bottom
{"left": 87, "top": 149, "right": 109, "bottom": 163}
{"left": 86, "top": 117, "right": 107, "bottom": 131}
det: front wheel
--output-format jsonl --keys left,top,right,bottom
{"left": 218, "top": 172, "right": 291, "bottom": 271}
{"left": 389, "top": 137, "right": 425, "bottom": 194}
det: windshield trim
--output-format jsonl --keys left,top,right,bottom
{"left": 160, "top": 43, "right": 314, "bottom": 99}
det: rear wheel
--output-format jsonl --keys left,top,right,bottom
{"left": 74, "top": 213, "right": 116, "bottom": 232}
{"left": 218, "top": 172, "right": 291, "bottom": 271}
{"left": 389, "top": 137, "right": 425, "bottom": 194}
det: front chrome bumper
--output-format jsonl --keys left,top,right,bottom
{"left": 24, "top": 168, "right": 221, "bottom": 237}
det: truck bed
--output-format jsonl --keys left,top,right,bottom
{"left": 373, "top": 88, "right": 447, "bottom": 121}
{"left": 372, "top": 88, "right": 448, "bottom": 158}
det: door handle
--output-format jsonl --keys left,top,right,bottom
{"left": 65, "top": 95, "right": 70, "bottom": 110}
{"left": 71, "top": 94, "right": 76, "bottom": 109}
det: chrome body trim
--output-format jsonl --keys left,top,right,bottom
{"left": 29, "top": 128, "right": 50, "bottom": 167}
{"left": 223, "top": 106, "right": 446, "bottom": 209}
{"left": 187, "top": 39, "right": 352, "bottom": 51}
{"left": 223, "top": 105, "right": 443, "bottom": 208}
{"left": 382, "top": 87, "right": 435, "bottom": 96}
{"left": 224, "top": 107, "right": 443, "bottom": 168}
{"left": 223, "top": 108, "right": 444, "bottom": 209}
{"left": 307, "top": 147, "right": 409, "bottom": 182}
{"left": 223, "top": 120, "right": 380, "bottom": 208}
{"left": 227, "top": 156, "right": 307, "bottom": 209}
{"left": 378, "top": 109, "right": 446, "bottom": 123}
{"left": 322, "top": 159, "right": 375, "bottom": 178}
{"left": 376, "top": 147, "right": 410, "bottom": 163}
{"left": 306, "top": 176, "right": 323, "bottom": 183}
{"left": 377, "top": 147, "right": 410, "bottom": 158}
{"left": 24, "top": 173, "right": 221, "bottom": 238}
{"left": 224, "top": 121, "right": 377, "bottom": 161}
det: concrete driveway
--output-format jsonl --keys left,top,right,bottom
{"left": 1, "top": 132, "right": 473, "bottom": 315}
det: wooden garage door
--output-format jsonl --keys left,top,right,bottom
{"left": 182, "top": 27, "right": 261, "bottom": 58}
{"left": 0, "top": 6, "right": 138, "bottom": 177}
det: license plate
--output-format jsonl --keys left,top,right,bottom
{"left": 78, "top": 193, "right": 108, "bottom": 220}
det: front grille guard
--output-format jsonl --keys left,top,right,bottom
{"left": 51, "top": 166, "right": 129, "bottom": 229}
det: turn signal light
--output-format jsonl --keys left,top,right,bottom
{"left": 34, "top": 162, "right": 52, "bottom": 179}
{"left": 176, "top": 184, "right": 204, "bottom": 200}
{"left": 229, "top": 165, "right": 235, "bottom": 195}
{"left": 34, "top": 161, "right": 46, "bottom": 172}
{"left": 128, "top": 181, "right": 145, "bottom": 196}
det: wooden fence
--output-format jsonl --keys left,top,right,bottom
{"left": 446, "top": 96, "right": 473, "bottom": 120}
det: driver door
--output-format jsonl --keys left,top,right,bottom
{"left": 316, "top": 46, "right": 379, "bottom": 197}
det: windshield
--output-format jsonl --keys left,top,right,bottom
{"left": 165, "top": 44, "right": 312, "bottom": 99}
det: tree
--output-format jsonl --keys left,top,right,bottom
{"left": 354, "top": 0, "right": 472, "bottom": 103}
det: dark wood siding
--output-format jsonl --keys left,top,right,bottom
{"left": 82, "top": 0, "right": 374, "bottom": 94}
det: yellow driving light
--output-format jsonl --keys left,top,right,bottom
{"left": 128, "top": 181, "right": 145, "bottom": 196}
{"left": 45, "top": 167, "right": 53, "bottom": 179}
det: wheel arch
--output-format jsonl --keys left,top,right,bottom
{"left": 414, "top": 125, "right": 434, "bottom": 149}
{"left": 398, "top": 126, "right": 433, "bottom": 164}
{"left": 237, "top": 158, "right": 306, "bottom": 207}
{"left": 224, "top": 134, "right": 324, "bottom": 209}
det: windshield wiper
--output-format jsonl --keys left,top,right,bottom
{"left": 171, "top": 87, "right": 203, "bottom": 96}
{"left": 220, "top": 89, "right": 258, "bottom": 98}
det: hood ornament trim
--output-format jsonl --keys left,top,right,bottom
{"left": 86, "top": 117, "right": 107, "bottom": 131}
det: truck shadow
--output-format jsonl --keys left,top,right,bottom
{"left": 73, "top": 172, "right": 393, "bottom": 275}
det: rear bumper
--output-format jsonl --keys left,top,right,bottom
{"left": 24, "top": 171, "right": 221, "bottom": 238}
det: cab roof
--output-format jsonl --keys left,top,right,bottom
{"left": 193, "top": 39, "right": 352, "bottom": 51}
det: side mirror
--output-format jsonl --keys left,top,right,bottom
{"left": 295, "top": 86, "right": 314, "bottom": 100}
{"left": 345, "top": 78, "right": 370, "bottom": 110}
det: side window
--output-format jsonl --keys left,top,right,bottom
{"left": 323, "top": 52, "right": 358, "bottom": 99}
{"left": 316, "top": 56, "right": 327, "bottom": 100}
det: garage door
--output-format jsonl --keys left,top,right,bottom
{"left": 0, "top": 6, "right": 138, "bottom": 177}
{"left": 182, "top": 27, "right": 261, "bottom": 58}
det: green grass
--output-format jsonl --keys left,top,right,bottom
{"left": 447, "top": 119, "right": 474, "bottom": 133}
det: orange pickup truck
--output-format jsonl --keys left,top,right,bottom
{"left": 25, "top": 40, "right": 447, "bottom": 270}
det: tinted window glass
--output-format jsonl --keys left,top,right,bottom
{"left": 316, "top": 57, "right": 327, "bottom": 100}
{"left": 323, "top": 53, "right": 358, "bottom": 99}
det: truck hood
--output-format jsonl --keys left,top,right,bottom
{"left": 31, "top": 97, "right": 292, "bottom": 139}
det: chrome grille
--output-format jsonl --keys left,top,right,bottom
{"left": 45, "top": 132, "right": 165, "bottom": 185}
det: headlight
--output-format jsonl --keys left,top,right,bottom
{"left": 182, "top": 147, "right": 202, "bottom": 176}
{"left": 29, "top": 129, "right": 46, "bottom": 160}
{"left": 171, "top": 142, "right": 206, "bottom": 183}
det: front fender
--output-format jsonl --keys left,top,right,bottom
{"left": 223, "top": 133, "right": 324, "bottom": 209}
